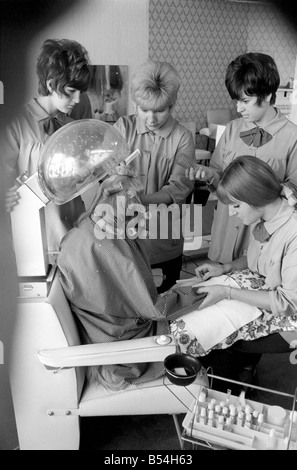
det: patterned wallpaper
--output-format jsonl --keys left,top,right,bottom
{"left": 247, "top": 4, "right": 297, "bottom": 88}
{"left": 149, "top": 0, "right": 297, "bottom": 148}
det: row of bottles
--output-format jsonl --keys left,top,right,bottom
{"left": 192, "top": 388, "right": 297, "bottom": 450}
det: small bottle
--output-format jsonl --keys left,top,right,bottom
{"left": 198, "top": 390, "right": 207, "bottom": 406}
{"left": 267, "top": 428, "right": 276, "bottom": 450}
{"left": 195, "top": 390, "right": 207, "bottom": 422}
{"left": 217, "top": 415, "right": 224, "bottom": 430}
{"left": 210, "top": 398, "right": 217, "bottom": 407}
{"left": 208, "top": 402, "right": 214, "bottom": 412}
{"left": 199, "top": 406, "right": 207, "bottom": 425}
{"left": 256, "top": 413, "right": 264, "bottom": 432}
{"left": 207, "top": 409, "right": 214, "bottom": 427}
{"left": 245, "top": 405, "right": 252, "bottom": 416}
{"left": 229, "top": 406, "right": 236, "bottom": 425}
{"left": 222, "top": 406, "right": 229, "bottom": 419}
{"left": 245, "top": 413, "right": 252, "bottom": 429}
{"left": 214, "top": 404, "right": 221, "bottom": 420}
{"left": 225, "top": 417, "right": 233, "bottom": 432}
{"left": 238, "top": 390, "right": 246, "bottom": 407}
{"left": 252, "top": 409, "right": 259, "bottom": 429}
{"left": 229, "top": 403, "right": 236, "bottom": 413}
{"left": 237, "top": 411, "right": 244, "bottom": 427}
{"left": 220, "top": 401, "right": 226, "bottom": 410}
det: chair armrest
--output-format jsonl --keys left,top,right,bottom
{"left": 195, "top": 149, "right": 211, "bottom": 162}
{"left": 38, "top": 334, "right": 176, "bottom": 369}
{"left": 198, "top": 127, "right": 210, "bottom": 137}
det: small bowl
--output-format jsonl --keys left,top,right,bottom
{"left": 164, "top": 353, "right": 202, "bottom": 386}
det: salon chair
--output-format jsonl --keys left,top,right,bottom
{"left": 198, "top": 108, "right": 232, "bottom": 152}
{"left": 180, "top": 121, "right": 212, "bottom": 206}
{"left": 8, "top": 121, "right": 208, "bottom": 450}
{"left": 180, "top": 121, "right": 212, "bottom": 165}
{"left": 10, "top": 278, "right": 208, "bottom": 450}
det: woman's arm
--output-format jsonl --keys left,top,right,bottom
{"left": 196, "top": 283, "right": 271, "bottom": 310}
{"left": 185, "top": 124, "right": 230, "bottom": 189}
{"left": 269, "top": 238, "right": 297, "bottom": 317}
{"left": 140, "top": 189, "right": 173, "bottom": 205}
{"left": 226, "top": 286, "right": 271, "bottom": 309}
{"left": 160, "top": 127, "right": 195, "bottom": 204}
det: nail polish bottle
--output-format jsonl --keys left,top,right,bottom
{"left": 237, "top": 411, "right": 244, "bottom": 427}
{"left": 195, "top": 389, "right": 207, "bottom": 422}
{"left": 217, "top": 415, "right": 224, "bottom": 431}
{"left": 199, "top": 406, "right": 207, "bottom": 425}
{"left": 245, "top": 413, "right": 252, "bottom": 429}
{"left": 222, "top": 406, "right": 229, "bottom": 419}
{"left": 229, "top": 405, "right": 236, "bottom": 424}
{"left": 225, "top": 417, "right": 233, "bottom": 432}
{"left": 256, "top": 413, "right": 264, "bottom": 432}
{"left": 207, "top": 409, "right": 214, "bottom": 427}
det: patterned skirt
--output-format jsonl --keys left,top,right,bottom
{"left": 170, "top": 269, "right": 297, "bottom": 356}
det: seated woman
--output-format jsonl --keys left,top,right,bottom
{"left": 172, "top": 155, "right": 297, "bottom": 386}
{"left": 57, "top": 166, "right": 206, "bottom": 390}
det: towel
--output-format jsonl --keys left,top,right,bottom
{"left": 175, "top": 275, "right": 262, "bottom": 351}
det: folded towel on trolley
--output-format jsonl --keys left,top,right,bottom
{"left": 175, "top": 275, "right": 262, "bottom": 351}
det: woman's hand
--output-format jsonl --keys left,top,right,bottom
{"left": 185, "top": 164, "right": 215, "bottom": 182}
{"left": 195, "top": 262, "right": 225, "bottom": 281}
{"left": 195, "top": 284, "right": 228, "bottom": 309}
{"left": 113, "top": 161, "right": 138, "bottom": 177}
{"left": 5, "top": 185, "right": 20, "bottom": 212}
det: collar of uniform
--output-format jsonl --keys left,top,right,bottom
{"left": 136, "top": 114, "right": 177, "bottom": 138}
{"left": 255, "top": 197, "right": 295, "bottom": 238}
{"left": 26, "top": 98, "right": 69, "bottom": 123}
{"left": 239, "top": 108, "right": 288, "bottom": 138}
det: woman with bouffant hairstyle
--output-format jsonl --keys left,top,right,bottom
{"left": 186, "top": 52, "right": 297, "bottom": 265}
{"left": 114, "top": 60, "right": 195, "bottom": 294}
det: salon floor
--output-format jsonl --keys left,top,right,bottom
{"left": 79, "top": 250, "right": 297, "bottom": 451}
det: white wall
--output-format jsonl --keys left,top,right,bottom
{"left": 25, "top": 0, "right": 149, "bottom": 113}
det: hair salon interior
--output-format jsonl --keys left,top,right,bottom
{"left": 1, "top": 0, "right": 297, "bottom": 452}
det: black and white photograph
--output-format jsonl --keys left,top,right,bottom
{"left": 0, "top": 0, "right": 297, "bottom": 454}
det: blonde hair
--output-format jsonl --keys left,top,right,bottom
{"left": 131, "top": 60, "right": 180, "bottom": 110}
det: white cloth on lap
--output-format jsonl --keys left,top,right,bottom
{"left": 175, "top": 275, "right": 262, "bottom": 351}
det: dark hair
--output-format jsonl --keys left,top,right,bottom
{"left": 225, "top": 52, "right": 280, "bottom": 105}
{"left": 217, "top": 155, "right": 282, "bottom": 207}
{"left": 37, "top": 39, "right": 90, "bottom": 97}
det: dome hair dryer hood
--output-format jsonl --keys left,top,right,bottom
{"left": 37, "top": 119, "right": 139, "bottom": 205}
{"left": 10, "top": 119, "right": 139, "bottom": 280}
